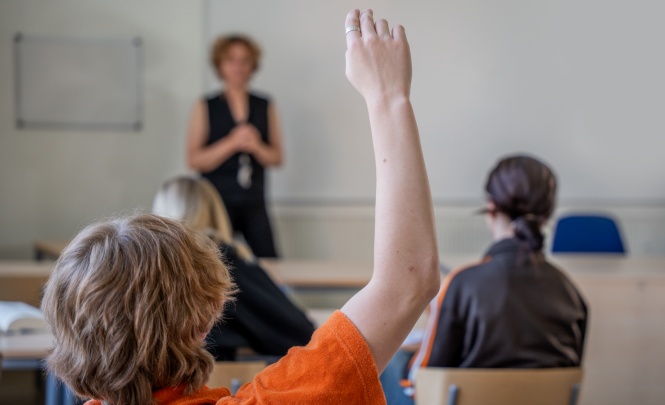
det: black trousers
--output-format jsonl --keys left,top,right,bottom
{"left": 225, "top": 201, "right": 278, "bottom": 258}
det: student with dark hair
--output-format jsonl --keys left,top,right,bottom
{"left": 381, "top": 155, "right": 588, "bottom": 405}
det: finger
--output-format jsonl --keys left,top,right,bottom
{"left": 245, "top": 124, "right": 258, "bottom": 135}
{"left": 392, "top": 24, "right": 407, "bottom": 41}
{"left": 375, "top": 19, "right": 390, "bottom": 38}
{"left": 345, "top": 9, "right": 361, "bottom": 49}
{"left": 360, "top": 9, "right": 377, "bottom": 37}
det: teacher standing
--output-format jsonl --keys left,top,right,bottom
{"left": 187, "top": 35, "right": 282, "bottom": 257}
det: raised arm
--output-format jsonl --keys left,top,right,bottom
{"left": 340, "top": 9, "right": 440, "bottom": 373}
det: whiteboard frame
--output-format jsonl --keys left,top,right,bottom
{"left": 13, "top": 33, "right": 143, "bottom": 132}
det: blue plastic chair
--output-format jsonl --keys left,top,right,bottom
{"left": 552, "top": 215, "right": 626, "bottom": 253}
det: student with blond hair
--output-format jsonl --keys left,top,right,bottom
{"left": 153, "top": 176, "right": 314, "bottom": 361}
{"left": 42, "top": 9, "right": 439, "bottom": 404}
{"left": 152, "top": 176, "right": 253, "bottom": 260}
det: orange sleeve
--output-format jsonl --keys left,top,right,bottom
{"left": 218, "top": 311, "right": 386, "bottom": 405}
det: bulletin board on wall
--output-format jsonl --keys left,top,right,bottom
{"left": 14, "top": 34, "right": 143, "bottom": 131}
{"left": 205, "top": 0, "right": 665, "bottom": 204}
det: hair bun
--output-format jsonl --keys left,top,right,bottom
{"left": 485, "top": 155, "right": 556, "bottom": 257}
{"left": 512, "top": 215, "right": 544, "bottom": 251}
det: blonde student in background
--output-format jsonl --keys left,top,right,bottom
{"left": 40, "top": 9, "right": 439, "bottom": 404}
{"left": 153, "top": 176, "right": 315, "bottom": 362}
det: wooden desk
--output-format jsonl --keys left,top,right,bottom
{"left": 33, "top": 240, "right": 69, "bottom": 261}
{"left": 0, "top": 333, "right": 52, "bottom": 360}
{"left": 0, "top": 261, "right": 53, "bottom": 307}
{"left": 259, "top": 255, "right": 475, "bottom": 289}
{"left": 0, "top": 262, "right": 54, "bottom": 366}
{"left": 260, "top": 255, "right": 665, "bottom": 288}
{"left": 0, "top": 332, "right": 66, "bottom": 405}
{"left": 259, "top": 260, "right": 372, "bottom": 288}
{"left": 550, "top": 255, "right": 665, "bottom": 405}
{"left": 3, "top": 257, "right": 665, "bottom": 404}
{"left": 551, "top": 254, "right": 665, "bottom": 276}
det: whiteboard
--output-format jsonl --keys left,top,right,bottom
{"left": 15, "top": 34, "right": 142, "bottom": 131}
{"left": 205, "top": 0, "right": 665, "bottom": 203}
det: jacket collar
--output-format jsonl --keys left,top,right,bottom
{"left": 484, "top": 237, "right": 521, "bottom": 258}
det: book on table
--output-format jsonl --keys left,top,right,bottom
{"left": 0, "top": 301, "right": 48, "bottom": 333}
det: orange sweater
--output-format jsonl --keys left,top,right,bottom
{"left": 85, "top": 311, "right": 386, "bottom": 404}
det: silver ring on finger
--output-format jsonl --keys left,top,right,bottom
{"left": 345, "top": 26, "right": 360, "bottom": 35}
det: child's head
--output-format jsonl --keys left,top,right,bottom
{"left": 41, "top": 214, "right": 235, "bottom": 405}
{"left": 484, "top": 155, "right": 557, "bottom": 252}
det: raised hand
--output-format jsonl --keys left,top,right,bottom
{"left": 340, "top": 9, "right": 440, "bottom": 373}
{"left": 345, "top": 9, "right": 412, "bottom": 105}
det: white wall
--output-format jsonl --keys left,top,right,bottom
{"left": 2, "top": 1, "right": 664, "bottom": 259}
{"left": 0, "top": 0, "right": 204, "bottom": 258}
{"left": 206, "top": 0, "right": 665, "bottom": 204}
{"left": 271, "top": 203, "right": 665, "bottom": 260}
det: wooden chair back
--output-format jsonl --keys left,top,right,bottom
{"left": 206, "top": 361, "right": 267, "bottom": 394}
{"left": 416, "top": 367, "right": 583, "bottom": 405}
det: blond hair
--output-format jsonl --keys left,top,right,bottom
{"left": 41, "top": 214, "right": 235, "bottom": 405}
{"left": 153, "top": 176, "right": 254, "bottom": 261}
{"left": 210, "top": 34, "right": 261, "bottom": 78}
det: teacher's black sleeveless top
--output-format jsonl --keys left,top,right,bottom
{"left": 202, "top": 93, "right": 270, "bottom": 205}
